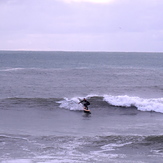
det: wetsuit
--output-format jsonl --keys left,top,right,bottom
{"left": 80, "top": 99, "right": 90, "bottom": 110}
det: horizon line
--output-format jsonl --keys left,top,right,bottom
{"left": 0, "top": 50, "right": 163, "bottom": 53}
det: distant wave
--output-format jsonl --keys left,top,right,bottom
{"left": 0, "top": 67, "right": 91, "bottom": 72}
{"left": 0, "top": 67, "right": 51, "bottom": 72}
{"left": 0, "top": 68, "right": 26, "bottom": 72}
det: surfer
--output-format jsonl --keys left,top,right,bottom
{"left": 78, "top": 98, "right": 90, "bottom": 110}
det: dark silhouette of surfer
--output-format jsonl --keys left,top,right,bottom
{"left": 78, "top": 98, "right": 90, "bottom": 110}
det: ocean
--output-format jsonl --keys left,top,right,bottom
{"left": 0, "top": 51, "right": 163, "bottom": 163}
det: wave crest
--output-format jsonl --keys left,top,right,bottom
{"left": 104, "top": 95, "right": 163, "bottom": 113}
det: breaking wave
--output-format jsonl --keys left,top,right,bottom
{"left": 103, "top": 95, "right": 163, "bottom": 113}
{"left": 58, "top": 95, "right": 163, "bottom": 114}
{"left": 1, "top": 95, "right": 163, "bottom": 114}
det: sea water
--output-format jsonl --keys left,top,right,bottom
{"left": 0, "top": 51, "right": 163, "bottom": 163}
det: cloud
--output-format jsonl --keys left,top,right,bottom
{"left": 0, "top": 0, "right": 163, "bottom": 52}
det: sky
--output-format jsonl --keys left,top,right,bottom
{"left": 0, "top": 0, "right": 163, "bottom": 52}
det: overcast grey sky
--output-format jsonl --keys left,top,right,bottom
{"left": 0, "top": 0, "right": 163, "bottom": 52}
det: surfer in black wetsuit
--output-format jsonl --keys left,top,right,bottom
{"left": 78, "top": 98, "right": 90, "bottom": 110}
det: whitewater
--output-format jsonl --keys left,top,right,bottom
{"left": 58, "top": 94, "right": 163, "bottom": 113}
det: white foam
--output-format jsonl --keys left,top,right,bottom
{"left": 0, "top": 68, "right": 25, "bottom": 72}
{"left": 57, "top": 95, "right": 99, "bottom": 111}
{"left": 57, "top": 94, "right": 163, "bottom": 113}
{"left": 57, "top": 97, "right": 83, "bottom": 111}
{"left": 101, "top": 142, "right": 132, "bottom": 151}
{"left": 103, "top": 95, "right": 163, "bottom": 113}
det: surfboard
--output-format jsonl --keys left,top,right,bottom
{"left": 84, "top": 109, "right": 91, "bottom": 114}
